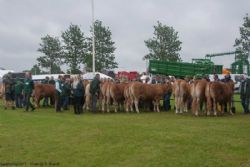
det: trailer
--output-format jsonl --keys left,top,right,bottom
{"left": 148, "top": 60, "right": 222, "bottom": 78}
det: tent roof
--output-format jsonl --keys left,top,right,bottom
{"left": 82, "top": 72, "right": 113, "bottom": 80}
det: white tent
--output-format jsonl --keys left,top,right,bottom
{"left": 0, "top": 69, "right": 14, "bottom": 79}
{"left": 32, "top": 74, "right": 66, "bottom": 81}
{"left": 82, "top": 72, "right": 113, "bottom": 80}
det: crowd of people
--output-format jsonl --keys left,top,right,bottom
{"left": 1, "top": 72, "right": 250, "bottom": 115}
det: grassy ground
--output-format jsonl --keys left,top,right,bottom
{"left": 0, "top": 97, "right": 250, "bottom": 167}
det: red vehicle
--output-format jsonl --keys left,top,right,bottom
{"left": 116, "top": 71, "right": 139, "bottom": 81}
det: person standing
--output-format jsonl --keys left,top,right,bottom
{"left": 62, "top": 78, "right": 71, "bottom": 110}
{"left": 72, "top": 76, "right": 84, "bottom": 114}
{"left": 90, "top": 74, "right": 101, "bottom": 112}
{"left": 240, "top": 75, "right": 250, "bottom": 114}
{"left": 55, "top": 75, "right": 63, "bottom": 112}
{"left": 14, "top": 78, "right": 24, "bottom": 108}
{"left": 23, "top": 72, "right": 35, "bottom": 111}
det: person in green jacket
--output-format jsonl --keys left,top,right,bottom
{"left": 23, "top": 72, "right": 35, "bottom": 111}
{"left": 90, "top": 74, "right": 101, "bottom": 112}
{"left": 14, "top": 78, "right": 24, "bottom": 108}
{"left": 240, "top": 75, "right": 250, "bottom": 114}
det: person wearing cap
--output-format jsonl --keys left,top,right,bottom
{"left": 23, "top": 72, "right": 35, "bottom": 111}
{"left": 239, "top": 75, "right": 250, "bottom": 114}
{"left": 90, "top": 74, "right": 101, "bottom": 112}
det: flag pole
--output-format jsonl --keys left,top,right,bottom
{"left": 92, "top": 0, "right": 95, "bottom": 73}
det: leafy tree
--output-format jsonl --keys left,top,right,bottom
{"left": 234, "top": 14, "right": 250, "bottom": 60}
{"left": 30, "top": 64, "right": 42, "bottom": 75}
{"left": 143, "top": 21, "right": 182, "bottom": 62}
{"left": 61, "top": 24, "right": 87, "bottom": 74}
{"left": 87, "top": 20, "right": 118, "bottom": 71}
{"left": 37, "top": 35, "right": 63, "bottom": 74}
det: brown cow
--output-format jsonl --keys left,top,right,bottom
{"left": 129, "top": 82, "right": 171, "bottom": 113}
{"left": 173, "top": 79, "right": 191, "bottom": 114}
{"left": 108, "top": 82, "right": 128, "bottom": 112}
{"left": 0, "top": 83, "right": 3, "bottom": 99}
{"left": 33, "top": 84, "right": 56, "bottom": 108}
{"left": 205, "top": 80, "right": 234, "bottom": 116}
{"left": 190, "top": 79, "right": 208, "bottom": 116}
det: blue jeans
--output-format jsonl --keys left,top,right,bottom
{"left": 62, "top": 96, "right": 69, "bottom": 110}
{"left": 164, "top": 92, "right": 171, "bottom": 111}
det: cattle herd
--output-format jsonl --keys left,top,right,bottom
{"left": 0, "top": 77, "right": 235, "bottom": 116}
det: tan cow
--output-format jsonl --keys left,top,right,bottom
{"left": 205, "top": 80, "right": 234, "bottom": 116}
{"left": 173, "top": 79, "right": 191, "bottom": 114}
{"left": 129, "top": 82, "right": 171, "bottom": 113}
{"left": 124, "top": 83, "right": 133, "bottom": 112}
{"left": 33, "top": 84, "right": 56, "bottom": 108}
{"left": 100, "top": 80, "right": 112, "bottom": 112}
{"left": 190, "top": 79, "right": 208, "bottom": 116}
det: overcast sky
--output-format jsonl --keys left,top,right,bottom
{"left": 0, "top": 0, "right": 249, "bottom": 72}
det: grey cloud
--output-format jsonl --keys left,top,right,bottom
{"left": 0, "top": 0, "right": 249, "bottom": 72}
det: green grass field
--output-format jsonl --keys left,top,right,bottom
{"left": 0, "top": 97, "right": 250, "bottom": 167}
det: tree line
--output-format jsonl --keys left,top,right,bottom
{"left": 32, "top": 14, "right": 249, "bottom": 74}
{"left": 33, "top": 20, "right": 118, "bottom": 74}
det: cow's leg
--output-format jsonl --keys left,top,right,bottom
{"left": 213, "top": 100, "right": 217, "bottom": 116}
{"left": 195, "top": 98, "right": 200, "bottom": 116}
{"left": 229, "top": 100, "right": 234, "bottom": 115}
{"left": 152, "top": 101, "right": 156, "bottom": 112}
{"left": 156, "top": 100, "right": 160, "bottom": 112}
{"left": 101, "top": 97, "right": 106, "bottom": 112}
{"left": 114, "top": 100, "right": 118, "bottom": 113}
{"left": 179, "top": 96, "right": 184, "bottom": 114}
{"left": 175, "top": 97, "right": 178, "bottom": 114}
{"left": 129, "top": 99, "right": 134, "bottom": 112}
{"left": 206, "top": 97, "right": 211, "bottom": 116}
{"left": 106, "top": 95, "right": 111, "bottom": 113}
{"left": 134, "top": 98, "right": 140, "bottom": 113}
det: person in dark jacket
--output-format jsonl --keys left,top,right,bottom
{"left": 62, "top": 78, "right": 71, "bottom": 110}
{"left": 23, "top": 72, "right": 35, "bottom": 111}
{"left": 90, "top": 74, "right": 101, "bottom": 112}
{"left": 240, "top": 75, "right": 250, "bottom": 114}
{"left": 42, "top": 76, "right": 49, "bottom": 107}
{"left": 14, "top": 78, "right": 24, "bottom": 108}
{"left": 72, "top": 75, "right": 84, "bottom": 114}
